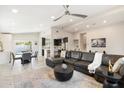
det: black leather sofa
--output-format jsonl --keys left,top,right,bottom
{"left": 73, "top": 52, "right": 95, "bottom": 75}
{"left": 46, "top": 51, "right": 71, "bottom": 68}
{"left": 46, "top": 51, "right": 124, "bottom": 87}
{"left": 94, "top": 54, "right": 124, "bottom": 87}
{"left": 46, "top": 57, "right": 64, "bottom": 68}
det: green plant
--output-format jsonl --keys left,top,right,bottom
{"left": 16, "top": 41, "right": 32, "bottom": 45}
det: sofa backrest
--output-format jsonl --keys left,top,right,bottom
{"left": 102, "top": 54, "right": 124, "bottom": 66}
{"left": 101, "top": 54, "right": 110, "bottom": 66}
{"left": 110, "top": 55, "right": 124, "bottom": 65}
{"left": 81, "top": 52, "right": 95, "bottom": 62}
{"left": 65, "top": 51, "right": 124, "bottom": 66}
{"left": 70, "top": 51, "right": 81, "bottom": 60}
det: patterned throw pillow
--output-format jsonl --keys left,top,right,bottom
{"left": 112, "top": 57, "right": 124, "bottom": 72}
{"left": 60, "top": 51, "right": 66, "bottom": 58}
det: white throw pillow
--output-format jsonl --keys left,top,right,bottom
{"left": 112, "top": 57, "right": 124, "bottom": 72}
{"left": 60, "top": 51, "right": 66, "bottom": 58}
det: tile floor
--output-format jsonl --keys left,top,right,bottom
{"left": 0, "top": 57, "right": 102, "bottom": 88}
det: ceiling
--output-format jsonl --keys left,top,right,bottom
{"left": 0, "top": 5, "right": 123, "bottom": 33}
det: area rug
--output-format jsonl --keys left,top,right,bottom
{"left": 0, "top": 65, "right": 102, "bottom": 88}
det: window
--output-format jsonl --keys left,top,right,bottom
{"left": 15, "top": 41, "right": 32, "bottom": 54}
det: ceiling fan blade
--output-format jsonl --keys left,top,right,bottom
{"left": 53, "top": 14, "right": 65, "bottom": 21}
{"left": 71, "top": 14, "right": 88, "bottom": 18}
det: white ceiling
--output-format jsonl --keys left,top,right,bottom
{"left": 0, "top": 5, "right": 123, "bottom": 33}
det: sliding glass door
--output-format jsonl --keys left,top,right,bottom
{"left": 15, "top": 41, "right": 32, "bottom": 54}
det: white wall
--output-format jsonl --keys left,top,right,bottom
{"left": 51, "top": 29, "right": 74, "bottom": 50}
{"left": 72, "top": 32, "right": 87, "bottom": 51}
{"left": 13, "top": 33, "right": 39, "bottom": 53}
{"left": 40, "top": 22, "right": 124, "bottom": 56}
{"left": 77, "top": 22, "right": 124, "bottom": 55}
{"left": 50, "top": 28, "right": 74, "bottom": 57}
{"left": 0, "top": 34, "right": 13, "bottom": 52}
{"left": 40, "top": 28, "right": 74, "bottom": 57}
{"left": 39, "top": 28, "right": 51, "bottom": 57}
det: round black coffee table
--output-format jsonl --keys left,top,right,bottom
{"left": 54, "top": 64, "right": 74, "bottom": 81}
{"left": 103, "top": 71, "right": 121, "bottom": 88}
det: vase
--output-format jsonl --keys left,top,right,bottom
{"left": 62, "top": 64, "right": 67, "bottom": 69}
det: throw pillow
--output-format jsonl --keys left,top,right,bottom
{"left": 60, "top": 51, "right": 66, "bottom": 58}
{"left": 112, "top": 57, "right": 124, "bottom": 72}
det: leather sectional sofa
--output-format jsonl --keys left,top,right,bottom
{"left": 46, "top": 51, "right": 124, "bottom": 87}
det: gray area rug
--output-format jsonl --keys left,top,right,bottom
{"left": 0, "top": 64, "right": 102, "bottom": 88}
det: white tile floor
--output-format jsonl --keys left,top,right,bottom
{"left": 0, "top": 57, "right": 102, "bottom": 88}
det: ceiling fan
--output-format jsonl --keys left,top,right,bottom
{"left": 54, "top": 5, "right": 88, "bottom": 21}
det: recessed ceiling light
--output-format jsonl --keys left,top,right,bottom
{"left": 103, "top": 20, "right": 107, "bottom": 23}
{"left": 12, "top": 9, "right": 18, "bottom": 14}
{"left": 86, "top": 25, "right": 90, "bottom": 28}
{"left": 70, "top": 19, "right": 73, "bottom": 22}
{"left": 51, "top": 16, "right": 55, "bottom": 19}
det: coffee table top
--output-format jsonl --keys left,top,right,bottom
{"left": 103, "top": 70, "right": 121, "bottom": 81}
{"left": 54, "top": 64, "right": 74, "bottom": 74}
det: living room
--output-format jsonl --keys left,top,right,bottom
{"left": 0, "top": 1, "right": 124, "bottom": 91}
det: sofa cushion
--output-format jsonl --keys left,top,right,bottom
{"left": 70, "top": 51, "right": 81, "bottom": 60}
{"left": 46, "top": 58, "right": 64, "bottom": 68}
{"left": 74, "top": 61, "right": 91, "bottom": 69}
{"left": 101, "top": 54, "right": 110, "bottom": 66}
{"left": 95, "top": 66, "right": 108, "bottom": 75}
{"left": 81, "top": 52, "right": 95, "bottom": 62}
{"left": 47, "top": 57, "right": 64, "bottom": 63}
{"left": 64, "top": 59, "right": 77, "bottom": 65}
{"left": 112, "top": 58, "right": 124, "bottom": 73}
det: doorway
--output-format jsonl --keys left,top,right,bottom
{"left": 80, "top": 33, "right": 87, "bottom": 51}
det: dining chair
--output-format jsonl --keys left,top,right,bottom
{"left": 11, "top": 52, "right": 22, "bottom": 67}
{"left": 21, "top": 53, "right": 32, "bottom": 64}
